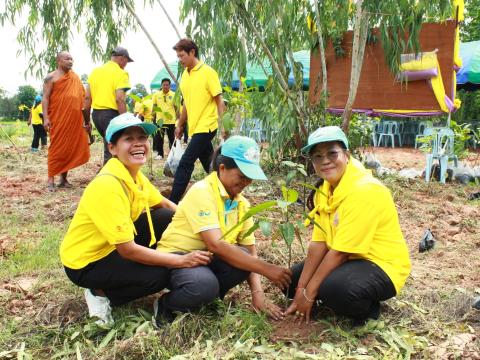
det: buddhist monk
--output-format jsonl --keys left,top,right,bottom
{"left": 42, "top": 51, "right": 90, "bottom": 191}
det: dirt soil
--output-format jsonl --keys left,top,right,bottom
{"left": 0, "top": 144, "right": 479, "bottom": 354}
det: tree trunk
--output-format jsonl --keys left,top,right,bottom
{"left": 158, "top": 0, "right": 182, "bottom": 40}
{"left": 236, "top": 3, "right": 290, "bottom": 92}
{"left": 124, "top": 0, "right": 178, "bottom": 83}
{"left": 314, "top": 0, "right": 328, "bottom": 106}
{"left": 341, "top": 0, "right": 368, "bottom": 134}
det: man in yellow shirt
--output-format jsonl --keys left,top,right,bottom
{"left": 170, "top": 39, "right": 225, "bottom": 203}
{"left": 27, "top": 95, "right": 47, "bottom": 152}
{"left": 137, "top": 96, "right": 154, "bottom": 123}
{"left": 85, "top": 47, "right": 132, "bottom": 164}
{"left": 152, "top": 78, "right": 177, "bottom": 160}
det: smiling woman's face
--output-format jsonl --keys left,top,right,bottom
{"left": 310, "top": 141, "right": 349, "bottom": 188}
{"left": 108, "top": 126, "right": 150, "bottom": 177}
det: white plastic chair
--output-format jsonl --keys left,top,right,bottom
{"left": 377, "top": 121, "right": 402, "bottom": 147}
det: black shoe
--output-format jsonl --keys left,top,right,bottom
{"left": 153, "top": 297, "right": 176, "bottom": 328}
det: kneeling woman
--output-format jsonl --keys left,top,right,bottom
{"left": 286, "top": 126, "right": 410, "bottom": 324}
{"left": 60, "top": 113, "right": 210, "bottom": 324}
{"left": 156, "top": 136, "right": 292, "bottom": 324}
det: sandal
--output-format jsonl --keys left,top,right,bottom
{"left": 47, "top": 183, "right": 55, "bottom": 192}
{"left": 57, "top": 181, "right": 73, "bottom": 188}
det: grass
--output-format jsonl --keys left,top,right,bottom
{"left": 0, "top": 124, "right": 479, "bottom": 359}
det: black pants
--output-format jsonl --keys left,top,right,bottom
{"left": 92, "top": 109, "right": 119, "bottom": 165}
{"left": 153, "top": 124, "right": 175, "bottom": 157}
{"left": 169, "top": 130, "right": 217, "bottom": 204}
{"left": 64, "top": 208, "right": 174, "bottom": 306}
{"left": 31, "top": 124, "right": 47, "bottom": 149}
{"left": 288, "top": 259, "right": 396, "bottom": 320}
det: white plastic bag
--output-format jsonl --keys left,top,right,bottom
{"left": 164, "top": 139, "right": 185, "bottom": 177}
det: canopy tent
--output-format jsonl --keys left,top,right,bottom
{"left": 149, "top": 50, "right": 310, "bottom": 91}
{"left": 457, "top": 40, "right": 480, "bottom": 91}
{"left": 150, "top": 62, "right": 181, "bottom": 91}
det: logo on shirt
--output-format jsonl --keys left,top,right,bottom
{"left": 198, "top": 210, "right": 211, "bottom": 217}
{"left": 333, "top": 212, "right": 339, "bottom": 226}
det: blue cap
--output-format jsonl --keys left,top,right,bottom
{"left": 301, "top": 126, "right": 349, "bottom": 153}
{"left": 34, "top": 95, "right": 42, "bottom": 102}
{"left": 221, "top": 136, "right": 267, "bottom": 180}
{"left": 105, "top": 113, "right": 157, "bottom": 143}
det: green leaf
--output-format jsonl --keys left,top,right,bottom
{"left": 286, "top": 170, "right": 297, "bottom": 186}
{"left": 241, "top": 222, "right": 260, "bottom": 240}
{"left": 97, "top": 329, "right": 116, "bottom": 351}
{"left": 281, "top": 186, "right": 298, "bottom": 203}
{"left": 259, "top": 220, "right": 272, "bottom": 237}
{"left": 281, "top": 160, "right": 297, "bottom": 167}
{"left": 279, "top": 223, "right": 295, "bottom": 246}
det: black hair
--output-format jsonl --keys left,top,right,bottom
{"left": 210, "top": 145, "right": 238, "bottom": 173}
{"left": 161, "top": 78, "right": 171, "bottom": 85}
{"left": 173, "top": 38, "right": 199, "bottom": 58}
{"left": 109, "top": 128, "right": 126, "bottom": 145}
{"left": 306, "top": 178, "right": 324, "bottom": 211}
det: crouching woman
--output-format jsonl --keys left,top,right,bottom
{"left": 60, "top": 113, "right": 210, "bottom": 324}
{"left": 286, "top": 126, "right": 411, "bottom": 324}
{"left": 155, "top": 136, "right": 292, "bottom": 325}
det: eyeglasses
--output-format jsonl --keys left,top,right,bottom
{"left": 310, "top": 150, "right": 341, "bottom": 163}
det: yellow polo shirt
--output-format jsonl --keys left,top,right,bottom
{"left": 157, "top": 172, "right": 255, "bottom": 253}
{"left": 152, "top": 90, "right": 176, "bottom": 125}
{"left": 88, "top": 61, "right": 131, "bottom": 110}
{"left": 308, "top": 159, "right": 411, "bottom": 294}
{"left": 133, "top": 101, "right": 143, "bottom": 114}
{"left": 31, "top": 104, "right": 43, "bottom": 125}
{"left": 138, "top": 98, "right": 154, "bottom": 122}
{"left": 179, "top": 62, "right": 222, "bottom": 136}
{"left": 60, "top": 158, "right": 163, "bottom": 269}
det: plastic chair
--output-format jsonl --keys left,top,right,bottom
{"left": 372, "top": 121, "right": 385, "bottom": 147}
{"left": 425, "top": 127, "right": 458, "bottom": 183}
{"left": 377, "top": 121, "right": 402, "bottom": 147}
{"left": 414, "top": 122, "right": 429, "bottom": 148}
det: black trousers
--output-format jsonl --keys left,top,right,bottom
{"left": 31, "top": 124, "right": 47, "bottom": 149}
{"left": 288, "top": 259, "right": 396, "bottom": 320}
{"left": 64, "top": 208, "right": 174, "bottom": 306}
{"left": 92, "top": 109, "right": 119, "bottom": 165}
{"left": 169, "top": 130, "right": 217, "bottom": 204}
{"left": 153, "top": 124, "right": 175, "bottom": 157}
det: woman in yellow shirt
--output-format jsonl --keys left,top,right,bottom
{"left": 155, "top": 136, "right": 292, "bottom": 325}
{"left": 60, "top": 113, "right": 210, "bottom": 324}
{"left": 27, "top": 95, "right": 47, "bottom": 152}
{"left": 286, "top": 126, "right": 411, "bottom": 325}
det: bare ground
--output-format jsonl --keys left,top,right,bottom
{"left": 0, "top": 142, "right": 479, "bottom": 358}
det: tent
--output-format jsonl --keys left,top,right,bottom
{"left": 149, "top": 50, "right": 310, "bottom": 91}
{"left": 457, "top": 40, "right": 480, "bottom": 90}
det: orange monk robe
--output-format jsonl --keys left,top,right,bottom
{"left": 47, "top": 71, "right": 90, "bottom": 177}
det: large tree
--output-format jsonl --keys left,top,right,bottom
{"left": 16, "top": 85, "right": 37, "bottom": 120}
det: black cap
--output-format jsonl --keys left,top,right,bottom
{"left": 111, "top": 47, "right": 134, "bottom": 62}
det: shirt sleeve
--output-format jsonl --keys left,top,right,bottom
{"left": 206, "top": 68, "right": 222, "bottom": 97}
{"left": 329, "top": 186, "right": 382, "bottom": 254}
{"left": 86, "top": 178, "right": 134, "bottom": 245}
{"left": 116, "top": 71, "right": 131, "bottom": 91}
{"left": 183, "top": 186, "right": 220, "bottom": 234}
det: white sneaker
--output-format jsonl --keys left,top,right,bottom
{"left": 154, "top": 155, "right": 163, "bottom": 160}
{"left": 84, "top": 289, "right": 114, "bottom": 325}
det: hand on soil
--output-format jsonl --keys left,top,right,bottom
{"left": 285, "top": 289, "right": 315, "bottom": 324}
{"left": 251, "top": 291, "right": 285, "bottom": 321}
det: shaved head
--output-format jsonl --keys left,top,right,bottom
{"left": 56, "top": 51, "right": 74, "bottom": 72}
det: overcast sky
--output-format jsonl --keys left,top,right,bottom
{"left": 0, "top": 1, "right": 184, "bottom": 95}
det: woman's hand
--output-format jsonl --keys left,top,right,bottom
{"left": 251, "top": 291, "right": 285, "bottom": 321}
{"left": 285, "top": 287, "right": 316, "bottom": 324}
{"left": 178, "top": 250, "right": 212, "bottom": 268}
{"left": 263, "top": 264, "right": 292, "bottom": 290}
